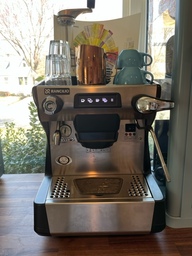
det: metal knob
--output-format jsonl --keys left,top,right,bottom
{"left": 43, "top": 96, "right": 57, "bottom": 115}
{"left": 42, "top": 96, "right": 63, "bottom": 115}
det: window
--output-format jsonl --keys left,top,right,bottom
{"left": 147, "top": 0, "right": 175, "bottom": 115}
{"left": 24, "top": 77, "right": 28, "bottom": 85}
{"left": 147, "top": 0, "right": 175, "bottom": 181}
{"left": 18, "top": 77, "right": 24, "bottom": 85}
{"left": 147, "top": 0, "right": 175, "bottom": 79}
{"left": 0, "top": 0, "right": 173, "bottom": 174}
{"left": 0, "top": 0, "right": 125, "bottom": 174}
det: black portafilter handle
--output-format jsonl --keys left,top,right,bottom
{"left": 131, "top": 95, "right": 174, "bottom": 114}
{"left": 87, "top": 0, "right": 95, "bottom": 8}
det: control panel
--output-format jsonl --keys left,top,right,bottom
{"left": 74, "top": 93, "right": 122, "bottom": 108}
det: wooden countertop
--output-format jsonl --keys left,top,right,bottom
{"left": 0, "top": 173, "right": 192, "bottom": 256}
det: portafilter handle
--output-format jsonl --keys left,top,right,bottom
{"left": 132, "top": 95, "right": 174, "bottom": 114}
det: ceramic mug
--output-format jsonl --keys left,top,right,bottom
{"left": 113, "top": 67, "right": 154, "bottom": 85}
{"left": 116, "top": 49, "right": 153, "bottom": 69}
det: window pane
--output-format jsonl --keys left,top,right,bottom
{"left": 0, "top": 0, "right": 124, "bottom": 174}
{"left": 147, "top": 0, "right": 176, "bottom": 180}
{"left": 147, "top": 0, "right": 175, "bottom": 118}
{"left": 148, "top": 0, "right": 175, "bottom": 80}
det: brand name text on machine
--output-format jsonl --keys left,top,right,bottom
{"left": 44, "top": 88, "right": 70, "bottom": 95}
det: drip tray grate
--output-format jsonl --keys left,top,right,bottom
{"left": 74, "top": 177, "right": 123, "bottom": 195}
{"left": 48, "top": 175, "right": 151, "bottom": 199}
{"left": 50, "top": 177, "right": 70, "bottom": 199}
{"left": 128, "top": 175, "right": 149, "bottom": 197}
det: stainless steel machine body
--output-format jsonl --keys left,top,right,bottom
{"left": 33, "top": 84, "right": 165, "bottom": 236}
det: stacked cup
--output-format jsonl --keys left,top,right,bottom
{"left": 45, "top": 40, "right": 72, "bottom": 86}
{"left": 114, "top": 49, "right": 154, "bottom": 85}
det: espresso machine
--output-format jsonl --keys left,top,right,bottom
{"left": 32, "top": 82, "right": 174, "bottom": 236}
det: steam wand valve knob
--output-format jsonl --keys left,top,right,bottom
{"left": 42, "top": 96, "right": 63, "bottom": 115}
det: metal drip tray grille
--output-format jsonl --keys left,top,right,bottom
{"left": 50, "top": 177, "right": 70, "bottom": 199}
{"left": 74, "top": 178, "right": 123, "bottom": 195}
{"left": 48, "top": 175, "right": 152, "bottom": 200}
{"left": 128, "top": 175, "right": 149, "bottom": 197}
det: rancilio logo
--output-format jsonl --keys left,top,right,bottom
{"left": 44, "top": 88, "right": 70, "bottom": 95}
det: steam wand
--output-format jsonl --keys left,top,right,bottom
{"left": 132, "top": 95, "right": 174, "bottom": 183}
{"left": 149, "top": 127, "right": 171, "bottom": 182}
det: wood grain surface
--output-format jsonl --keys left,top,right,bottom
{"left": 0, "top": 174, "right": 192, "bottom": 256}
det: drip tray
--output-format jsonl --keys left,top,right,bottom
{"left": 74, "top": 177, "right": 123, "bottom": 195}
{"left": 48, "top": 175, "right": 152, "bottom": 200}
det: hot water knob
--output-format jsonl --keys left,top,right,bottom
{"left": 42, "top": 96, "right": 63, "bottom": 115}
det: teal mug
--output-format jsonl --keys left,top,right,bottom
{"left": 116, "top": 49, "right": 153, "bottom": 69}
{"left": 113, "top": 67, "right": 154, "bottom": 85}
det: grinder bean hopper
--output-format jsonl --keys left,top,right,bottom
{"left": 54, "top": 1, "right": 94, "bottom": 84}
